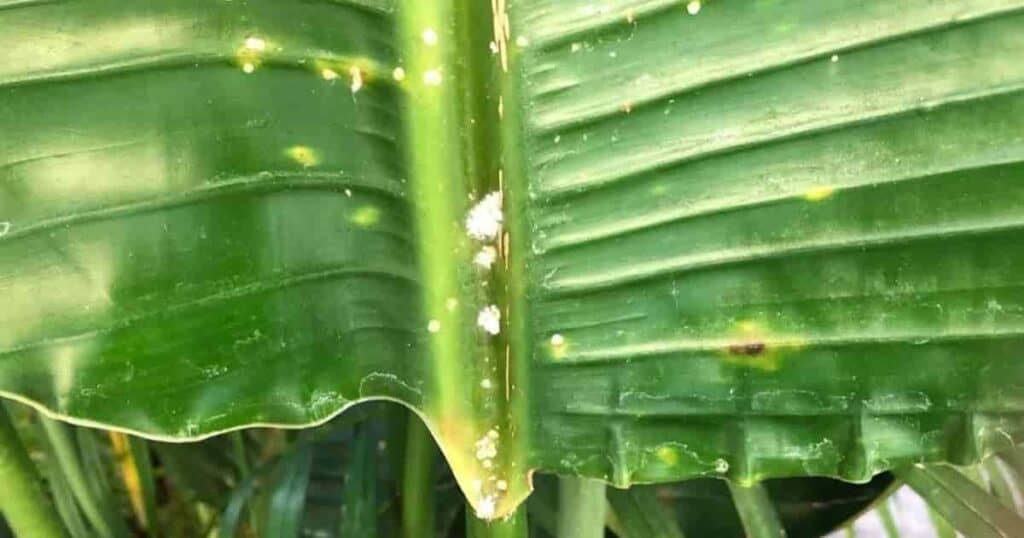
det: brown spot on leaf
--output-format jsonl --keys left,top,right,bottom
{"left": 728, "top": 341, "right": 766, "bottom": 357}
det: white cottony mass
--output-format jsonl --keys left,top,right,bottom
{"left": 466, "top": 192, "right": 503, "bottom": 241}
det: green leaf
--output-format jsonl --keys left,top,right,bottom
{"left": 264, "top": 443, "right": 314, "bottom": 538}
{"left": 897, "top": 464, "right": 1024, "bottom": 538}
{"left": 2, "top": 0, "right": 1024, "bottom": 520}
{"left": 218, "top": 468, "right": 261, "bottom": 538}
{"left": 340, "top": 425, "right": 378, "bottom": 538}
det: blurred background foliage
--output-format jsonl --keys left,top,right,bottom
{"left": 2, "top": 399, "right": 1020, "bottom": 537}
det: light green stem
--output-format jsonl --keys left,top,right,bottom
{"left": 0, "top": 405, "right": 65, "bottom": 538}
{"left": 558, "top": 477, "right": 607, "bottom": 538}
{"left": 402, "top": 417, "right": 435, "bottom": 538}
{"left": 727, "top": 482, "right": 786, "bottom": 538}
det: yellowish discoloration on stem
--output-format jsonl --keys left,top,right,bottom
{"left": 108, "top": 432, "right": 148, "bottom": 527}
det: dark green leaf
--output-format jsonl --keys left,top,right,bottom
{"left": 264, "top": 444, "right": 313, "bottom": 538}
{"left": 339, "top": 425, "right": 378, "bottom": 538}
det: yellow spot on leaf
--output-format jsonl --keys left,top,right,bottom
{"left": 351, "top": 206, "right": 380, "bottom": 227}
{"left": 804, "top": 186, "right": 835, "bottom": 202}
{"left": 657, "top": 445, "right": 679, "bottom": 466}
{"left": 736, "top": 320, "right": 761, "bottom": 334}
{"left": 285, "top": 146, "right": 319, "bottom": 167}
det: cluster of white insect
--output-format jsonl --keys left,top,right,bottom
{"left": 477, "top": 305, "right": 501, "bottom": 335}
{"left": 466, "top": 192, "right": 503, "bottom": 241}
{"left": 472, "top": 429, "right": 504, "bottom": 519}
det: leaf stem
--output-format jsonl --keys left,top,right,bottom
{"left": 727, "top": 481, "right": 786, "bottom": 538}
{"left": 401, "top": 417, "right": 434, "bottom": 538}
{"left": 0, "top": 405, "right": 64, "bottom": 538}
{"left": 557, "top": 477, "right": 607, "bottom": 538}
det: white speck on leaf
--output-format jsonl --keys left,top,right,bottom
{"left": 428, "top": 319, "right": 442, "bottom": 333}
{"left": 466, "top": 192, "right": 503, "bottom": 240}
{"left": 422, "top": 28, "right": 438, "bottom": 46}
{"left": 477, "top": 305, "right": 501, "bottom": 335}
{"left": 474, "top": 246, "right": 498, "bottom": 269}
{"left": 350, "top": 66, "right": 363, "bottom": 93}
{"left": 423, "top": 69, "right": 443, "bottom": 86}
{"left": 244, "top": 36, "right": 266, "bottom": 51}
{"left": 0, "top": 222, "right": 10, "bottom": 236}
{"left": 475, "top": 433, "right": 498, "bottom": 460}
{"left": 476, "top": 495, "right": 496, "bottom": 519}
{"left": 687, "top": 1, "right": 701, "bottom": 15}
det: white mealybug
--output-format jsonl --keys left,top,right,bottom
{"left": 477, "top": 305, "right": 501, "bottom": 335}
{"left": 466, "top": 192, "right": 503, "bottom": 241}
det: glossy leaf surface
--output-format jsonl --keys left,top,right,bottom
{"left": 1, "top": 0, "right": 1023, "bottom": 519}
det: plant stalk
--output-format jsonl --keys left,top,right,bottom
{"left": 0, "top": 405, "right": 65, "bottom": 538}
{"left": 727, "top": 482, "right": 786, "bottom": 538}
{"left": 557, "top": 477, "right": 607, "bottom": 538}
{"left": 401, "top": 417, "right": 434, "bottom": 538}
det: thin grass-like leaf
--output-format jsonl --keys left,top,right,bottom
{"left": 607, "top": 486, "right": 685, "bottom": 538}
{"left": 897, "top": 464, "right": 1024, "bottom": 538}
{"left": 339, "top": 425, "right": 377, "bottom": 537}
{"left": 265, "top": 444, "right": 314, "bottom": 538}
{"left": 40, "top": 418, "right": 128, "bottom": 538}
